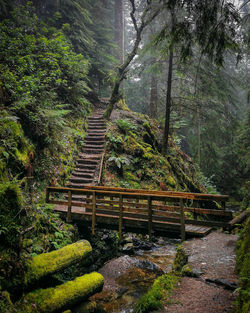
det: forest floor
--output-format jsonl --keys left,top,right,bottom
{"left": 161, "top": 231, "right": 239, "bottom": 313}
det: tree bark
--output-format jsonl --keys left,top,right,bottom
{"left": 162, "top": 8, "right": 176, "bottom": 155}
{"left": 162, "top": 49, "right": 173, "bottom": 154}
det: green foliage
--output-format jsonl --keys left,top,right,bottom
{"left": 235, "top": 215, "right": 250, "bottom": 313}
{"left": 0, "top": 110, "right": 32, "bottom": 180}
{"left": 116, "top": 119, "right": 137, "bottom": 133}
{"left": 0, "top": 181, "right": 22, "bottom": 248}
{"left": 0, "top": 3, "right": 90, "bottom": 153}
{"left": 134, "top": 274, "right": 178, "bottom": 313}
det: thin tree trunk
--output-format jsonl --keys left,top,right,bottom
{"left": 149, "top": 73, "right": 157, "bottom": 118}
{"left": 115, "top": 0, "right": 124, "bottom": 64}
{"left": 162, "top": 49, "right": 173, "bottom": 154}
{"left": 197, "top": 106, "right": 201, "bottom": 167}
{"left": 104, "top": 0, "right": 161, "bottom": 119}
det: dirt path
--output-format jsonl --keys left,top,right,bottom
{"left": 161, "top": 231, "right": 239, "bottom": 313}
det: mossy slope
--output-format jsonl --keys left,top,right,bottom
{"left": 104, "top": 108, "right": 205, "bottom": 193}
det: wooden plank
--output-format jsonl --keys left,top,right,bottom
{"left": 46, "top": 186, "right": 229, "bottom": 202}
{"left": 180, "top": 198, "right": 185, "bottom": 242}
{"left": 66, "top": 191, "right": 72, "bottom": 223}
{"left": 49, "top": 200, "right": 85, "bottom": 207}
{"left": 119, "top": 195, "right": 123, "bottom": 240}
{"left": 92, "top": 192, "right": 96, "bottom": 235}
{"left": 148, "top": 196, "right": 153, "bottom": 241}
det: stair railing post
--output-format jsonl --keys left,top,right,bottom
{"left": 66, "top": 190, "right": 72, "bottom": 223}
{"left": 92, "top": 191, "right": 96, "bottom": 236}
{"left": 148, "top": 196, "right": 153, "bottom": 242}
{"left": 119, "top": 194, "right": 123, "bottom": 240}
{"left": 180, "top": 198, "right": 185, "bottom": 242}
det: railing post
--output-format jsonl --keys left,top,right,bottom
{"left": 119, "top": 194, "right": 123, "bottom": 240}
{"left": 92, "top": 192, "right": 96, "bottom": 236}
{"left": 46, "top": 188, "right": 50, "bottom": 203}
{"left": 222, "top": 201, "right": 226, "bottom": 211}
{"left": 148, "top": 196, "right": 152, "bottom": 242}
{"left": 180, "top": 198, "right": 185, "bottom": 242}
{"left": 66, "top": 190, "right": 72, "bottom": 223}
{"left": 193, "top": 201, "right": 197, "bottom": 220}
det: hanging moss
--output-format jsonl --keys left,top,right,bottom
{"left": 18, "top": 272, "right": 104, "bottom": 313}
{"left": 24, "top": 240, "right": 92, "bottom": 286}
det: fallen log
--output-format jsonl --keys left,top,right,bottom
{"left": 24, "top": 240, "right": 92, "bottom": 285}
{"left": 229, "top": 210, "right": 250, "bottom": 230}
{"left": 19, "top": 272, "right": 104, "bottom": 313}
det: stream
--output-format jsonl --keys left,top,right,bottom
{"left": 73, "top": 235, "right": 180, "bottom": 313}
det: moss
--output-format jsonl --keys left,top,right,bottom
{"left": 165, "top": 176, "right": 176, "bottom": 188}
{"left": 235, "top": 215, "right": 250, "bottom": 313}
{"left": 19, "top": 272, "right": 104, "bottom": 313}
{"left": 24, "top": 240, "right": 92, "bottom": 285}
{"left": 134, "top": 274, "right": 178, "bottom": 313}
{"left": 172, "top": 245, "right": 188, "bottom": 274}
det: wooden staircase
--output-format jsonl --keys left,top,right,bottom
{"left": 67, "top": 109, "right": 106, "bottom": 190}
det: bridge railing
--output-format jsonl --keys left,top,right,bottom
{"left": 46, "top": 186, "right": 231, "bottom": 241}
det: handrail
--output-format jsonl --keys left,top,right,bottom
{"left": 97, "top": 151, "right": 105, "bottom": 185}
{"left": 46, "top": 185, "right": 229, "bottom": 201}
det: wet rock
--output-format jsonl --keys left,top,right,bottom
{"left": 115, "top": 287, "right": 129, "bottom": 299}
{"left": 122, "top": 243, "right": 134, "bottom": 254}
{"left": 132, "top": 238, "right": 153, "bottom": 250}
{"left": 205, "top": 278, "right": 238, "bottom": 290}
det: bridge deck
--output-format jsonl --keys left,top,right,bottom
{"left": 54, "top": 204, "right": 212, "bottom": 237}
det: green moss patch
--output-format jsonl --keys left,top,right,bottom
{"left": 134, "top": 274, "right": 178, "bottom": 313}
{"left": 19, "top": 272, "right": 104, "bottom": 313}
{"left": 24, "top": 240, "right": 92, "bottom": 286}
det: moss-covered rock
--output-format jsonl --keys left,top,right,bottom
{"left": 24, "top": 240, "right": 92, "bottom": 286}
{"left": 172, "top": 245, "right": 188, "bottom": 274}
{"left": 134, "top": 274, "right": 178, "bottom": 313}
{"left": 18, "top": 272, "right": 104, "bottom": 313}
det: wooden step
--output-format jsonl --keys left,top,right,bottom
{"left": 69, "top": 177, "right": 93, "bottom": 184}
{"left": 84, "top": 144, "right": 104, "bottom": 150}
{"left": 84, "top": 136, "right": 105, "bottom": 141}
{"left": 71, "top": 172, "right": 94, "bottom": 179}
{"left": 76, "top": 164, "right": 96, "bottom": 170}
{"left": 74, "top": 168, "right": 95, "bottom": 174}
{"left": 82, "top": 148, "right": 104, "bottom": 154}
{"left": 84, "top": 140, "right": 105, "bottom": 146}
{"left": 76, "top": 159, "right": 98, "bottom": 165}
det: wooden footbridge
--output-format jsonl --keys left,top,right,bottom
{"left": 46, "top": 185, "right": 233, "bottom": 241}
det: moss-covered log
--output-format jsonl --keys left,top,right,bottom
{"left": 24, "top": 240, "right": 92, "bottom": 285}
{"left": 19, "top": 272, "right": 104, "bottom": 313}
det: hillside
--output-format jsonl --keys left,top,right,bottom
{"left": 103, "top": 101, "right": 206, "bottom": 194}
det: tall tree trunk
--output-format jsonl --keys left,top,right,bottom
{"left": 162, "top": 49, "right": 173, "bottom": 154}
{"left": 197, "top": 106, "right": 201, "bottom": 167}
{"left": 162, "top": 8, "right": 176, "bottom": 155}
{"left": 115, "top": 0, "right": 124, "bottom": 64}
{"left": 149, "top": 73, "right": 157, "bottom": 118}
